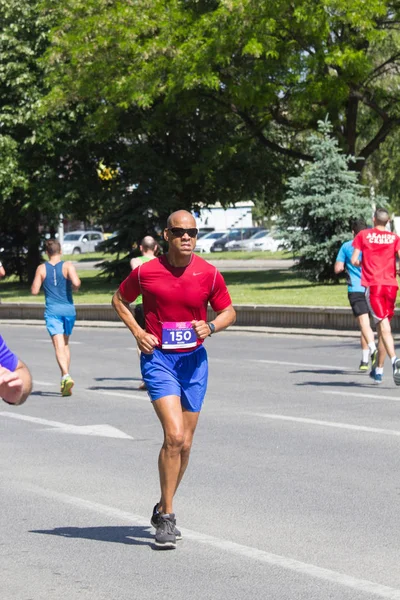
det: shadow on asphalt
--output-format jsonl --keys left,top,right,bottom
{"left": 296, "top": 380, "right": 378, "bottom": 388}
{"left": 30, "top": 525, "right": 154, "bottom": 547}
{"left": 291, "top": 369, "right": 349, "bottom": 375}
{"left": 94, "top": 377, "right": 141, "bottom": 382}
{"left": 30, "top": 390, "right": 62, "bottom": 398}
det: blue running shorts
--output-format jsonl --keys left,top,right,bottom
{"left": 45, "top": 313, "right": 76, "bottom": 337}
{"left": 141, "top": 345, "right": 208, "bottom": 412}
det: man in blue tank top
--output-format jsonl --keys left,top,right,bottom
{"left": 31, "top": 239, "right": 81, "bottom": 396}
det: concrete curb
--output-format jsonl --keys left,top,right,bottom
{"left": 2, "top": 302, "right": 400, "bottom": 335}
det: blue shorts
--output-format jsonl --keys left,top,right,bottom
{"left": 141, "top": 345, "right": 208, "bottom": 412}
{"left": 45, "top": 314, "right": 76, "bottom": 337}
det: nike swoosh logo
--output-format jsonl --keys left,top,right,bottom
{"left": 193, "top": 272, "right": 203, "bottom": 276}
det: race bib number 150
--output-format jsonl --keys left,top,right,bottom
{"left": 161, "top": 322, "right": 197, "bottom": 349}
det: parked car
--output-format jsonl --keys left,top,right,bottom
{"left": 197, "top": 227, "right": 215, "bottom": 239}
{"left": 62, "top": 230, "right": 104, "bottom": 255}
{"left": 248, "top": 230, "right": 284, "bottom": 252}
{"left": 210, "top": 227, "right": 265, "bottom": 252}
{"left": 195, "top": 231, "right": 227, "bottom": 253}
{"left": 228, "top": 229, "right": 268, "bottom": 251}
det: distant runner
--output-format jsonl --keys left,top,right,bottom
{"left": 334, "top": 218, "right": 382, "bottom": 374}
{"left": 351, "top": 208, "right": 400, "bottom": 385}
{"left": 31, "top": 239, "right": 81, "bottom": 396}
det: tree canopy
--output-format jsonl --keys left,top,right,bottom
{"left": 44, "top": 0, "right": 400, "bottom": 172}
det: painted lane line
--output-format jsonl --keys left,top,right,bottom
{"left": 33, "top": 380, "right": 54, "bottom": 387}
{"left": 25, "top": 483, "right": 400, "bottom": 600}
{"left": 246, "top": 412, "right": 400, "bottom": 437}
{"left": 88, "top": 389, "right": 149, "bottom": 401}
{"left": 322, "top": 390, "right": 400, "bottom": 402}
{"left": 250, "top": 359, "right": 351, "bottom": 370}
{"left": 0, "top": 412, "right": 132, "bottom": 439}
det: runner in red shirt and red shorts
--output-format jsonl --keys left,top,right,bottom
{"left": 351, "top": 208, "right": 400, "bottom": 386}
{"left": 112, "top": 210, "right": 236, "bottom": 549}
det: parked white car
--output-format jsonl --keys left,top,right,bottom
{"left": 62, "top": 231, "right": 104, "bottom": 255}
{"left": 194, "top": 231, "right": 227, "bottom": 253}
{"left": 228, "top": 229, "right": 268, "bottom": 251}
{"left": 248, "top": 230, "right": 284, "bottom": 252}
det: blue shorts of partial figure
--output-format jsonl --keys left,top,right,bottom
{"left": 141, "top": 345, "right": 208, "bottom": 412}
{"left": 45, "top": 314, "right": 76, "bottom": 337}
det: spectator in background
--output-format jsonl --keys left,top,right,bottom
{"left": 130, "top": 236, "right": 159, "bottom": 391}
{"left": 0, "top": 261, "right": 5, "bottom": 278}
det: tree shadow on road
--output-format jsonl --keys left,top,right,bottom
{"left": 291, "top": 369, "right": 349, "bottom": 375}
{"left": 30, "top": 525, "right": 155, "bottom": 548}
{"left": 295, "top": 380, "right": 380, "bottom": 388}
{"left": 94, "top": 377, "right": 141, "bottom": 382}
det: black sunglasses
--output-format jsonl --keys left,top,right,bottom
{"left": 168, "top": 227, "right": 198, "bottom": 238}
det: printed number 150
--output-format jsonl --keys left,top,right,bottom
{"left": 171, "top": 330, "right": 192, "bottom": 342}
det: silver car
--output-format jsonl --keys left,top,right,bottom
{"left": 62, "top": 231, "right": 104, "bottom": 255}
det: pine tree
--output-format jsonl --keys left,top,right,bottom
{"left": 278, "top": 118, "right": 372, "bottom": 282}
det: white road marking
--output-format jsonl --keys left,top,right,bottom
{"left": 88, "top": 389, "right": 148, "bottom": 401}
{"left": 0, "top": 412, "right": 132, "bottom": 439}
{"left": 33, "top": 380, "right": 54, "bottom": 387}
{"left": 322, "top": 390, "right": 400, "bottom": 402}
{"left": 246, "top": 412, "right": 400, "bottom": 437}
{"left": 25, "top": 484, "right": 400, "bottom": 600}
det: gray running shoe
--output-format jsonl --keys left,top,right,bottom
{"left": 154, "top": 513, "right": 177, "bottom": 549}
{"left": 393, "top": 358, "right": 400, "bottom": 386}
{"left": 151, "top": 504, "right": 182, "bottom": 540}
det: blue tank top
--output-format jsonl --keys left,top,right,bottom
{"left": 43, "top": 261, "right": 76, "bottom": 317}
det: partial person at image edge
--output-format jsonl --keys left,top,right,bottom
{"left": 334, "top": 218, "right": 384, "bottom": 378}
{"left": 351, "top": 207, "right": 400, "bottom": 386}
{"left": 0, "top": 334, "right": 32, "bottom": 405}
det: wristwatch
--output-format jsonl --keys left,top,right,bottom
{"left": 207, "top": 322, "right": 216, "bottom": 336}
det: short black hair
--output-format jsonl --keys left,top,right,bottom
{"left": 350, "top": 218, "right": 367, "bottom": 235}
{"left": 374, "top": 207, "right": 390, "bottom": 226}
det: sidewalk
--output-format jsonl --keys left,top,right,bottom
{"left": 73, "top": 258, "right": 297, "bottom": 271}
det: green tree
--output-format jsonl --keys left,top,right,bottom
{"left": 0, "top": 0, "right": 122, "bottom": 281}
{"left": 278, "top": 119, "right": 371, "bottom": 282}
{"left": 44, "top": 0, "right": 400, "bottom": 172}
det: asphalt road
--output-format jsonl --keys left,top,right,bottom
{"left": 1, "top": 324, "right": 400, "bottom": 600}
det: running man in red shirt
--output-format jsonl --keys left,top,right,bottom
{"left": 351, "top": 208, "right": 400, "bottom": 385}
{"left": 112, "top": 210, "right": 236, "bottom": 548}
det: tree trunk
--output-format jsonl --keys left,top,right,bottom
{"left": 26, "top": 209, "right": 42, "bottom": 284}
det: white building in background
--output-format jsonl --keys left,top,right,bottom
{"left": 193, "top": 201, "right": 254, "bottom": 230}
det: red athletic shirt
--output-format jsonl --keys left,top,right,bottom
{"left": 352, "top": 228, "right": 400, "bottom": 287}
{"left": 118, "top": 254, "right": 232, "bottom": 352}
